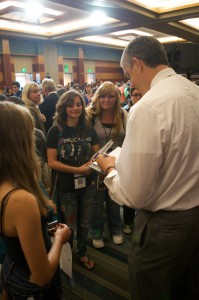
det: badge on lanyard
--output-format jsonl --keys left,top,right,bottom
{"left": 74, "top": 173, "right": 86, "bottom": 189}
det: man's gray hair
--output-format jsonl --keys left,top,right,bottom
{"left": 121, "top": 36, "right": 169, "bottom": 68}
{"left": 42, "top": 78, "right": 57, "bottom": 92}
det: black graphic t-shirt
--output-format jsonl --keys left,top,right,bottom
{"left": 47, "top": 125, "right": 99, "bottom": 192}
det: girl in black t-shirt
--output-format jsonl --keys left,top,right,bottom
{"left": 47, "top": 90, "right": 99, "bottom": 270}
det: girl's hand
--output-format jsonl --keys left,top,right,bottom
{"left": 54, "top": 224, "right": 71, "bottom": 244}
{"left": 78, "top": 163, "right": 92, "bottom": 175}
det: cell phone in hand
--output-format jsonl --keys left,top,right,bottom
{"left": 47, "top": 220, "right": 59, "bottom": 230}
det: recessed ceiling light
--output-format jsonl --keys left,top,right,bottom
{"left": 89, "top": 11, "right": 108, "bottom": 25}
{"left": 112, "top": 29, "right": 152, "bottom": 36}
{"left": 25, "top": 1, "right": 43, "bottom": 18}
{"left": 128, "top": 0, "right": 199, "bottom": 13}
{"left": 180, "top": 18, "right": 199, "bottom": 31}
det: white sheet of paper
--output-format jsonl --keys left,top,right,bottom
{"left": 51, "top": 238, "right": 72, "bottom": 278}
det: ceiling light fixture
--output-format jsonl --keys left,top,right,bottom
{"left": 180, "top": 18, "right": 199, "bottom": 31}
{"left": 112, "top": 29, "right": 152, "bottom": 36}
{"left": 25, "top": 1, "right": 44, "bottom": 18}
{"left": 89, "top": 11, "right": 108, "bottom": 25}
{"left": 128, "top": 0, "right": 199, "bottom": 13}
{"left": 157, "top": 36, "right": 185, "bottom": 43}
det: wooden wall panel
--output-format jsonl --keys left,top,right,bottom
{"left": 12, "top": 56, "right": 33, "bottom": 73}
{"left": 95, "top": 60, "right": 124, "bottom": 83}
{"left": 33, "top": 54, "right": 45, "bottom": 82}
{"left": 57, "top": 55, "right": 64, "bottom": 85}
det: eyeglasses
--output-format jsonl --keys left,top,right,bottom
{"left": 99, "top": 95, "right": 116, "bottom": 100}
{"left": 131, "top": 93, "right": 141, "bottom": 98}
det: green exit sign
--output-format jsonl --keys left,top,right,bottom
{"left": 22, "top": 67, "right": 27, "bottom": 73}
{"left": 88, "top": 68, "right": 92, "bottom": 73}
{"left": 64, "top": 65, "right": 68, "bottom": 72}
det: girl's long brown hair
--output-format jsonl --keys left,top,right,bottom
{"left": 54, "top": 90, "right": 89, "bottom": 138}
{"left": 0, "top": 102, "right": 48, "bottom": 216}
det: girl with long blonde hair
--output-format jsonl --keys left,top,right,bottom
{"left": 86, "top": 81, "right": 128, "bottom": 249}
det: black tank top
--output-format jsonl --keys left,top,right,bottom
{"left": 0, "top": 188, "right": 52, "bottom": 274}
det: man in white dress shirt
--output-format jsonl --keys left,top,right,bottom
{"left": 96, "top": 36, "right": 199, "bottom": 300}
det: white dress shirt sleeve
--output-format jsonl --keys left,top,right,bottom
{"left": 104, "top": 102, "right": 164, "bottom": 210}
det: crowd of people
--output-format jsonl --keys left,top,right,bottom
{"left": 1, "top": 35, "right": 199, "bottom": 299}
{"left": 0, "top": 69, "right": 136, "bottom": 299}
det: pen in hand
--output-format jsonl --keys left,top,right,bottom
{"left": 92, "top": 152, "right": 109, "bottom": 162}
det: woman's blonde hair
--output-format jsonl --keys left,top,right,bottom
{"left": 0, "top": 102, "right": 48, "bottom": 216}
{"left": 86, "top": 81, "right": 123, "bottom": 139}
{"left": 22, "top": 82, "right": 43, "bottom": 106}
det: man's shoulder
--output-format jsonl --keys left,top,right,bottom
{"left": 46, "top": 92, "right": 59, "bottom": 101}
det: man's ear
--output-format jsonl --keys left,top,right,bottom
{"left": 132, "top": 57, "right": 143, "bottom": 73}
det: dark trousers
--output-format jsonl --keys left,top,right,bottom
{"left": 128, "top": 207, "right": 199, "bottom": 300}
{"left": 123, "top": 206, "right": 135, "bottom": 225}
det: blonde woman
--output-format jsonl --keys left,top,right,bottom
{"left": 22, "top": 82, "right": 46, "bottom": 134}
{"left": 0, "top": 102, "right": 71, "bottom": 299}
{"left": 86, "top": 81, "right": 128, "bottom": 248}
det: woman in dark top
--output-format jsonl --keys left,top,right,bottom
{"left": 0, "top": 102, "right": 71, "bottom": 299}
{"left": 47, "top": 90, "right": 99, "bottom": 270}
{"left": 83, "top": 83, "right": 92, "bottom": 106}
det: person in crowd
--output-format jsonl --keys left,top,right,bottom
{"left": 86, "top": 81, "right": 128, "bottom": 249}
{"left": 65, "top": 83, "right": 71, "bottom": 91}
{"left": 11, "top": 81, "right": 22, "bottom": 98}
{"left": 22, "top": 82, "right": 46, "bottom": 135}
{"left": 0, "top": 94, "right": 7, "bottom": 101}
{"left": 57, "top": 84, "right": 64, "bottom": 89}
{"left": 117, "top": 82, "right": 126, "bottom": 105}
{"left": 40, "top": 78, "right": 59, "bottom": 134}
{"left": 73, "top": 83, "right": 81, "bottom": 93}
{"left": 57, "top": 88, "right": 67, "bottom": 98}
{"left": 96, "top": 36, "right": 199, "bottom": 300}
{"left": 0, "top": 101, "right": 71, "bottom": 299}
{"left": 3, "top": 85, "right": 9, "bottom": 97}
{"left": 83, "top": 83, "right": 92, "bottom": 106}
{"left": 7, "top": 95, "right": 25, "bottom": 106}
{"left": 46, "top": 90, "right": 99, "bottom": 270}
{"left": 124, "top": 81, "right": 131, "bottom": 101}
{"left": 124, "top": 87, "right": 142, "bottom": 112}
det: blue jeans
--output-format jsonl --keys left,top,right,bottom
{"left": 90, "top": 189, "right": 122, "bottom": 239}
{"left": 58, "top": 183, "right": 96, "bottom": 257}
{"left": 1, "top": 255, "right": 62, "bottom": 300}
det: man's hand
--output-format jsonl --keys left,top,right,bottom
{"left": 97, "top": 154, "right": 116, "bottom": 175}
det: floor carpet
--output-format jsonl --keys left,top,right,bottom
{"left": 62, "top": 229, "right": 132, "bottom": 300}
